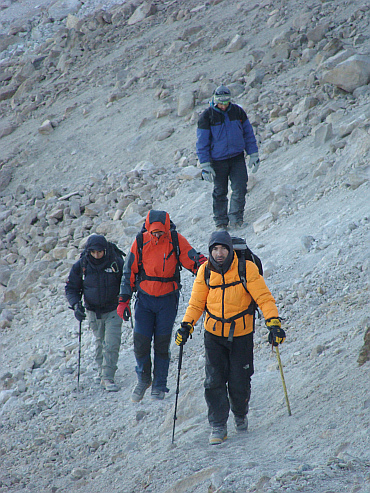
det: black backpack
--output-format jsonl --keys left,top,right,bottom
{"left": 204, "top": 236, "right": 262, "bottom": 289}
{"left": 135, "top": 220, "right": 182, "bottom": 286}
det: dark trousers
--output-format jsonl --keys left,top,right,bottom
{"left": 204, "top": 331, "right": 254, "bottom": 427}
{"left": 212, "top": 153, "right": 248, "bottom": 227}
{"left": 134, "top": 291, "right": 179, "bottom": 392}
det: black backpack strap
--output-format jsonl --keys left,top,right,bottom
{"left": 237, "top": 251, "right": 247, "bottom": 292}
{"left": 205, "top": 304, "right": 255, "bottom": 341}
{"left": 204, "top": 264, "right": 211, "bottom": 287}
{"left": 135, "top": 230, "right": 181, "bottom": 286}
{"left": 136, "top": 232, "right": 144, "bottom": 268}
{"left": 171, "top": 230, "right": 180, "bottom": 263}
{"left": 81, "top": 255, "right": 87, "bottom": 281}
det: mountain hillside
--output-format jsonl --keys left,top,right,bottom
{"left": 0, "top": 0, "right": 369, "bottom": 492}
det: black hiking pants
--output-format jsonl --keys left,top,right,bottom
{"left": 212, "top": 152, "right": 248, "bottom": 227}
{"left": 204, "top": 331, "right": 254, "bottom": 428}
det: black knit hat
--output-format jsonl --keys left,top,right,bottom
{"left": 208, "top": 230, "right": 234, "bottom": 273}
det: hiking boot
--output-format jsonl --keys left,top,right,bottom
{"left": 209, "top": 426, "right": 227, "bottom": 445}
{"left": 131, "top": 380, "right": 152, "bottom": 402}
{"left": 151, "top": 388, "right": 165, "bottom": 400}
{"left": 234, "top": 415, "right": 248, "bottom": 431}
{"left": 93, "top": 373, "right": 102, "bottom": 384}
{"left": 101, "top": 379, "right": 120, "bottom": 392}
{"left": 230, "top": 221, "right": 243, "bottom": 229}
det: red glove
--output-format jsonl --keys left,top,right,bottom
{"left": 198, "top": 254, "right": 207, "bottom": 265}
{"left": 117, "top": 297, "right": 131, "bottom": 321}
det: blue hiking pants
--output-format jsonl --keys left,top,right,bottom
{"left": 133, "top": 291, "right": 179, "bottom": 393}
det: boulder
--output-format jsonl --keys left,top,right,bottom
{"left": 322, "top": 55, "right": 370, "bottom": 93}
{"left": 225, "top": 34, "right": 246, "bottom": 53}
{"left": 177, "top": 91, "right": 195, "bottom": 117}
{"left": 127, "top": 2, "right": 157, "bottom": 26}
{"left": 253, "top": 213, "right": 274, "bottom": 233}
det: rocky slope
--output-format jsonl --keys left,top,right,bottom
{"left": 0, "top": 0, "right": 370, "bottom": 492}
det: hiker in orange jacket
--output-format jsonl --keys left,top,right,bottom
{"left": 117, "top": 210, "right": 207, "bottom": 402}
{"left": 175, "top": 230, "right": 285, "bottom": 444}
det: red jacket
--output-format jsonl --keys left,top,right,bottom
{"left": 120, "top": 211, "right": 203, "bottom": 298}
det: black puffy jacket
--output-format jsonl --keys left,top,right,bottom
{"left": 65, "top": 244, "right": 124, "bottom": 315}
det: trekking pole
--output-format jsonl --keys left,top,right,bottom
{"left": 172, "top": 345, "right": 183, "bottom": 443}
{"left": 77, "top": 320, "right": 82, "bottom": 393}
{"left": 275, "top": 345, "right": 291, "bottom": 416}
{"left": 130, "top": 301, "right": 133, "bottom": 330}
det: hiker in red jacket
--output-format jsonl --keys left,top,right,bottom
{"left": 117, "top": 210, "right": 207, "bottom": 402}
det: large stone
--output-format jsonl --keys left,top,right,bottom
{"left": 48, "top": 0, "right": 81, "bottom": 21}
{"left": 0, "top": 122, "right": 17, "bottom": 139}
{"left": 0, "top": 266, "right": 12, "bottom": 287}
{"left": 225, "top": 34, "right": 246, "bottom": 53}
{"left": 314, "top": 123, "right": 333, "bottom": 147}
{"left": 245, "top": 68, "right": 265, "bottom": 88}
{"left": 253, "top": 213, "right": 274, "bottom": 233}
{"left": 177, "top": 91, "right": 195, "bottom": 117}
{"left": 307, "top": 23, "right": 330, "bottom": 43}
{"left": 178, "top": 166, "right": 201, "bottom": 180}
{"left": 155, "top": 127, "right": 174, "bottom": 141}
{"left": 38, "top": 120, "right": 54, "bottom": 135}
{"left": 0, "top": 86, "right": 18, "bottom": 101}
{"left": 198, "top": 81, "right": 217, "bottom": 101}
{"left": 0, "top": 34, "right": 20, "bottom": 52}
{"left": 322, "top": 55, "right": 370, "bottom": 93}
{"left": 127, "top": 2, "right": 157, "bottom": 25}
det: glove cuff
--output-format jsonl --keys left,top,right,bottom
{"left": 200, "top": 162, "right": 211, "bottom": 169}
{"left": 266, "top": 317, "right": 281, "bottom": 328}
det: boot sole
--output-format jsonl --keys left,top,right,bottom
{"left": 209, "top": 435, "right": 227, "bottom": 445}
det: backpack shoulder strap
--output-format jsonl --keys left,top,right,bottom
{"left": 237, "top": 251, "right": 247, "bottom": 292}
{"left": 170, "top": 229, "right": 180, "bottom": 264}
{"left": 204, "top": 264, "right": 211, "bottom": 287}
{"left": 136, "top": 232, "right": 144, "bottom": 267}
{"left": 79, "top": 252, "right": 88, "bottom": 280}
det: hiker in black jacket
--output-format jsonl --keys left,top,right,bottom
{"left": 65, "top": 234, "right": 124, "bottom": 392}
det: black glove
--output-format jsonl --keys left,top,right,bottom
{"left": 73, "top": 301, "right": 86, "bottom": 322}
{"left": 265, "top": 317, "right": 285, "bottom": 346}
{"left": 175, "top": 322, "right": 194, "bottom": 346}
{"left": 268, "top": 326, "right": 286, "bottom": 346}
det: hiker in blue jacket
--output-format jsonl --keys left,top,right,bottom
{"left": 65, "top": 234, "right": 124, "bottom": 392}
{"left": 196, "top": 84, "right": 260, "bottom": 229}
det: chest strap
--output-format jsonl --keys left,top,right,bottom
{"left": 205, "top": 303, "right": 255, "bottom": 341}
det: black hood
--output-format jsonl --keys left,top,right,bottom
{"left": 85, "top": 234, "right": 108, "bottom": 266}
{"left": 208, "top": 230, "right": 234, "bottom": 273}
{"left": 86, "top": 234, "right": 108, "bottom": 252}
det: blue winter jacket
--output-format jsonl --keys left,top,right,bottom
{"left": 196, "top": 102, "right": 258, "bottom": 164}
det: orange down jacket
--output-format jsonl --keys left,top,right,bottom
{"left": 183, "top": 252, "right": 279, "bottom": 338}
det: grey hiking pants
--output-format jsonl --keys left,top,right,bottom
{"left": 87, "top": 309, "right": 122, "bottom": 380}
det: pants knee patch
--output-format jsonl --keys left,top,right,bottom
{"left": 134, "top": 332, "right": 151, "bottom": 360}
{"left": 154, "top": 334, "right": 171, "bottom": 359}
